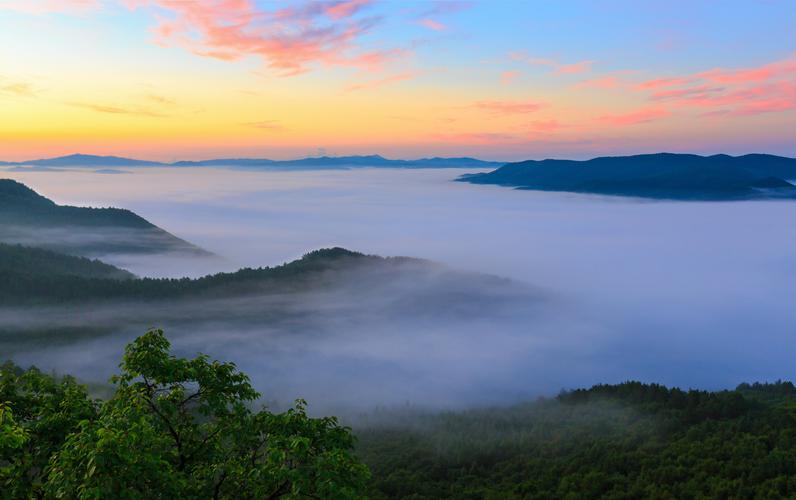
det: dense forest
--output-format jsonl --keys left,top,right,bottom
{"left": 0, "top": 179, "right": 207, "bottom": 255}
{"left": 5, "top": 332, "right": 796, "bottom": 498}
{"left": 0, "top": 244, "right": 417, "bottom": 304}
{"left": 0, "top": 243, "right": 135, "bottom": 282}
{"left": 0, "top": 178, "right": 156, "bottom": 229}
{"left": 356, "top": 380, "right": 796, "bottom": 498}
{"left": 1, "top": 330, "right": 368, "bottom": 498}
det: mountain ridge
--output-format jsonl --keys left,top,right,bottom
{"left": 3, "top": 153, "right": 503, "bottom": 169}
{"left": 0, "top": 245, "right": 378, "bottom": 304}
{"left": 458, "top": 152, "right": 796, "bottom": 201}
{"left": 0, "top": 179, "right": 210, "bottom": 256}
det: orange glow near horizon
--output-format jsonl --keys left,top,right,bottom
{"left": 1, "top": 1, "right": 795, "bottom": 161}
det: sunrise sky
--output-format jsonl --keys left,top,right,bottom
{"left": 1, "top": 0, "right": 794, "bottom": 161}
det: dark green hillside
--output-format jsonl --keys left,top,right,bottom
{"left": 459, "top": 153, "right": 796, "bottom": 200}
{"left": 0, "top": 179, "right": 57, "bottom": 210}
{"left": 0, "top": 244, "right": 530, "bottom": 354}
{"left": 357, "top": 380, "right": 796, "bottom": 498}
{"left": 0, "top": 179, "right": 207, "bottom": 255}
{"left": 0, "top": 246, "right": 398, "bottom": 304}
{"left": 0, "top": 243, "right": 134, "bottom": 281}
{"left": 0, "top": 178, "right": 159, "bottom": 228}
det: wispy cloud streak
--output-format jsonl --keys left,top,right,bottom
{"left": 474, "top": 100, "right": 544, "bottom": 116}
{"left": 345, "top": 72, "right": 417, "bottom": 92}
{"left": 126, "top": 0, "right": 399, "bottom": 76}
{"left": 67, "top": 101, "right": 167, "bottom": 117}
{"left": 599, "top": 106, "right": 669, "bottom": 125}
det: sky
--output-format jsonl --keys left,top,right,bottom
{"left": 0, "top": 0, "right": 795, "bottom": 161}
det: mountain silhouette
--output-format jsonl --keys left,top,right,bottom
{"left": 0, "top": 179, "right": 209, "bottom": 256}
{"left": 458, "top": 153, "right": 796, "bottom": 200}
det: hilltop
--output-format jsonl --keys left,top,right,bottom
{"left": 0, "top": 179, "right": 208, "bottom": 256}
{"left": 458, "top": 153, "right": 796, "bottom": 200}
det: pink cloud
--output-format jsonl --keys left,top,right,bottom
{"left": 678, "top": 82, "right": 796, "bottom": 115}
{"left": 649, "top": 85, "right": 725, "bottom": 101}
{"left": 555, "top": 60, "right": 593, "bottom": 75}
{"left": 636, "top": 77, "right": 691, "bottom": 89}
{"left": 325, "top": 0, "right": 371, "bottom": 20}
{"left": 127, "top": 0, "right": 397, "bottom": 76}
{"left": 698, "top": 110, "right": 731, "bottom": 119}
{"left": 697, "top": 57, "right": 796, "bottom": 84}
{"left": 509, "top": 52, "right": 555, "bottom": 66}
{"left": 344, "top": 72, "right": 417, "bottom": 92}
{"left": 418, "top": 18, "right": 446, "bottom": 31}
{"left": 474, "top": 100, "right": 544, "bottom": 115}
{"left": 511, "top": 52, "right": 594, "bottom": 75}
{"left": 500, "top": 70, "right": 519, "bottom": 85}
{"left": 731, "top": 97, "right": 796, "bottom": 116}
{"left": 599, "top": 107, "right": 670, "bottom": 126}
{"left": 528, "top": 119, "right": 562, "bottom": 132}
{"left": 637, "top": 55, "right": 796, "bottom": 117}
{"left": 576, "top": 76, "right": 620, "bottom": 89}
{"left": 432, "top": 132, "right": 519, "bottom": 144}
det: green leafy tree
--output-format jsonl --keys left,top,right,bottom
{"left": 0, "top": 403, "right": 27, "bottom": 481}
{"left": 45, "top": 329, "right": 369, "bottom": 499}
{"left": 0, "top": 361, "right": 97, "bottom": 498}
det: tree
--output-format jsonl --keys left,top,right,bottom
{"left": 0, "top": 361, "right": 97, "bottom": 498}
{"left": 1, "top": 329, "right": 368, "bottom": 499}
{"left": 0, "top": 403, "right": 27, "bottom": 482}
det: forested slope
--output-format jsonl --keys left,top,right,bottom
{"left": 357, "top": 381, "right": 796, "bottom": 498}
{"left": 0, "top": 179, "right": 208, "bottom": 256}
{"left": 459, "top": 153, "right": 796, "bottom": 200}
{"left": 0, "top": 246, "right": 419, "bottom": 304}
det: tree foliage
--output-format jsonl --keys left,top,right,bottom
{"left": 358, "top": 381, "right": 796, "bottom": 499}
{"left": 1, "top": 330, "right": 368, "bottom": 499}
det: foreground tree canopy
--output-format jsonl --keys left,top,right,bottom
{"left": 0, "top": 329, "right": 368, "bottom": 499}
{"left": 7, "top": 330, "right": 796, "bottom": 499}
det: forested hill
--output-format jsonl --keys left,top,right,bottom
{"left": 0, "top": 179, "right": 208, "bottom": 256}
{"left": 0, "top": 246, "right": 423, "bottom": 304}
{"left": 358, "top": 380, "right": 796, "bottom": 498}
{"left": 6, "top": 333, "right": 796, "bottom": 498}
{"left": 458, "top": 153, "right": 796, "bottom": 200}
{"left": 0, "top": 244, "right": 135, "bottom": 281}
{"left": 0, "top": 179, "right": 152, "bottom": 228}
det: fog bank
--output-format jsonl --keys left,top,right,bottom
{"left": 3, "top": 166, "right": 796, "bottom": 407}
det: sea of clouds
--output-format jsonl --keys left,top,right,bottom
{"left": 3, "top": 166, "right": 796, "bottom": 410}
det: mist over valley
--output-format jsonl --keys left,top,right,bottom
{"left": 3, "top": 164, "right": 795, "bottom": 411}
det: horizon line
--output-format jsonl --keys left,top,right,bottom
{"left": 2, "top": 150, "right": 796, "bottom": 166}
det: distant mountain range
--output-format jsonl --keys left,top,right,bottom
{"left": 0, "top": 179, "right": 209, "bottom": 256}
{"left": 11, "top": 154, "right": 163, "bottom": 167}
{"left": 1, "top": 153, "right": 503, "bottom": 169}
{"left": 458, "top": 153, "right": 796, "bottom": 201}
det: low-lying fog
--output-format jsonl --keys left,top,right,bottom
{"left": 3, "top": 166, "right": 796, "bottom": 410}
